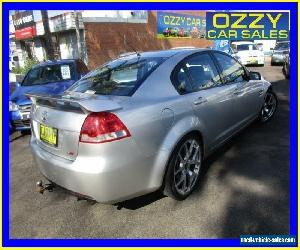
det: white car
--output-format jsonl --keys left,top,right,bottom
{"left": 231, "top": 42, "right": 265, "bottom": 66}
{"left": 9, "top": 55, "right": 19, "bottom": 71}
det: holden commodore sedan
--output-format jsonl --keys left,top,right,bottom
{"left": 28, "top": 49, "right": 277, "bottom": 203}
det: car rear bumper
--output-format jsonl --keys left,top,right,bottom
{"left": 271, "top": 54, "right": 285, "bottom": 63}
{"left": 30, "top": 136, "right": 164, "bottom": 203}
{"left": 239, "top": 56, "right": 264, "bottom": 65}
{"left": 10, "top": 110, "right": 31, "bottom": 130}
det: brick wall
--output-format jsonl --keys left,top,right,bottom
{"left": 84, "top": 11, "right": 212, "bottom": 69}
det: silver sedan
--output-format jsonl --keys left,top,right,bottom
{"left": 28, "top": 49, "right": 277, "bottom": 203}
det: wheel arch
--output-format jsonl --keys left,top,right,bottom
{"left": 150, "top": 114, "right": 207, "bottom": 188}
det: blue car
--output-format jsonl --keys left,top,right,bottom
{"left": 10, "top": 59, "right": 89, "bottom": 133}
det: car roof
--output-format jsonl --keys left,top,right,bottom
{"left": 232, "top": 41, "right": 255, "bottom": 45}
{"left": 32, "top": 59, "right": 78, "bottom": 68}
{"left": 118, "top": 48, "right": 207, "bottom": 59}
{"left": 276, "top": 41, "right": 289, "bottom": 44}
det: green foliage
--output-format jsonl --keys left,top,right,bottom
{"left": 20, "top": 58, "right": 39, "bottom": 75}
{"left": 10, "top": 58, "right": 39, "bottom": 75}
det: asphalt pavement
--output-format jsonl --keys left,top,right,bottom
{"left": 9, "top": 59, "right": 290, "bottom": 238}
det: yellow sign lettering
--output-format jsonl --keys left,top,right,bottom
{"left": 266, "top": 13, "right": 282, "bottom": 29}
{"left": 213, "top": 13, "right": 229, "bottom": 28}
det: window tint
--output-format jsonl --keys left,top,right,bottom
{"left": 172, "top": 53, "right": 221, "bottom": 94}
{"left": 22, "top": 63, "right": 76, "bottom": 86}
{"left": 24, "top": 67, "right": 42, "bottom": 86}
{"left": 185, "top": 53, "right": 222, "bottom": 91}
{"left": 172, "top": 67, "right": 193, "bottom": 94}
{"left": 237, "top": 44, "right": 258, "bottom": 51}
{"left": 68, "top": 57, "right": 166, "bottom": 96}
{"left": 274, "top": 42, "right": 289, "bottom": 50}
{"left": 213, "top": 52, "right": 245, "bottom": 84}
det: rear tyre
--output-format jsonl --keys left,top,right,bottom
{"left": 283, "top": 65, "right": 290, "bottom": 79}
{"left": 259, "top": 90, "right": 278, "bottom": 123}
{"left": 163, "top": 134, "right": 202, "bottom": 200}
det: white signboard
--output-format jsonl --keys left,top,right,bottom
{"left": 61, "top": 65, "right": 71, "bottom": 79}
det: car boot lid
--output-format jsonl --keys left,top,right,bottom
{"left": 26, "top": 91, "right": 123, "bottom": 113}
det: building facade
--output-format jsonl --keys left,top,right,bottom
{"left": 83, "top": 10, "right": 212, "bottom": 69}
{"left": 10, "top": 10, "right": 213, "bottom": 70}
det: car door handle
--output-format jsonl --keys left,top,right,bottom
{"left": 193, "top": 97, "right": 207, "bottom": 105}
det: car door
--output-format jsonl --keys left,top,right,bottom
{"left": 212, "top": 51, "right": 264, "bottom": 128}
{"left": 172, "top": 52, "right": 237, "bottom": 151}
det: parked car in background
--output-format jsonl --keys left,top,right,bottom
{"left": 9, "top": 55, "right": 19, "bottom": 71}
{"left": 29, "top": 49, "right": 277, "bottom": 203}
{"left": 271, "top": 41, "right": 290, "bottom": 65}
{"left": 282, "top": 51, "right": 290, "bottom": 79}
{"left": 10, "top": 59, "right": 88, "bottom": 134}
{"left": 231, "top": 41, "right": 265, "bottom": 66}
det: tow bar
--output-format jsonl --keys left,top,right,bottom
{"left": 36, "top": 180, "right": 55, "bottom": 194}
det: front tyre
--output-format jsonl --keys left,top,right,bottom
{"left": 259, "top": 90, "right": 278, "bottom": 123}
{"left": 164, "top": 134, "right": 202, "bottom": 200}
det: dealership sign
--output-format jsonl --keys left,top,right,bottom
{"left": 157, "top": 11, "right": 206, "bottom": 39}
{"left": 206, "top": 12, "right": 289, "bottom": 40}
{"left": 13, "top": 11, "right": 34, "bottom": 30}
{"left": 15, "top": 26, "right": 37, "bottom": 40}
{"left": 13, "top": 11, "right": 36, "bottom": 39}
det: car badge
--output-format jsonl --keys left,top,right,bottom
{"left": 41, "top": 111, "right": 48, "bottom": 122}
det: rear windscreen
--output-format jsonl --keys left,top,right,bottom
{"left": 68, "top": 56, "right": 167, "bottom": 96}
{"left": 22, "top": 63, "right": 75, "bottom": 86}
{"left": 274, "top": 42, "right": 289, "bottom": 50}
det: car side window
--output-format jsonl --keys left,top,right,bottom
{"left": 24, "top": 67, "right": 42, "bottom": 85}
{"left": 185, "top": 53, "right": 222, "bottom": 91}
{"left": 172, "top": 67, "right": 193, "bottom": 94}
{"left": 213, "top": 52, "right": 246, "bottom": 84}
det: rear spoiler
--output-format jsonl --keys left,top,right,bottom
{"left": 25, "top": 93, "right": 122, "bottom": 113}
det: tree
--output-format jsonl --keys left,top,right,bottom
{"left": 75, "top": 11, "right": 83, "bottom": 60}
{"left": 41, "top": 11, "right": 55, "bottom": 60}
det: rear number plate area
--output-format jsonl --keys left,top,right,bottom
{"left": 39, "top": 124, "right": 58, "bottom": 147}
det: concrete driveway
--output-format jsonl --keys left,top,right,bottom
{"left": 9, "top": 60, "right": 290, "bottom": 238}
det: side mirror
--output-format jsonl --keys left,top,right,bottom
{"left": 249, "top": 71, "right": 261, "bottom": 81}
{"left": 15, "top": 81, "right": 21, "bottom": 88}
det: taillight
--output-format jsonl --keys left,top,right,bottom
{"left": 79, "top": 112, "right": 131, "bottom": 143}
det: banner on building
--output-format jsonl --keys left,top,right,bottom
{"left": 13, "top": 11, "right": 36, "bottom": 40}
{"left": 15, "top": 26, "right": 37, "bottom": 40}
{"left": 157, "top": 11, "right": 206, "bottom": 39}
{"left": 206, "top": 12, "right": 290, "bottom": 40}
{"left": 12, "top": 11, "right": 35, "bottom": 30}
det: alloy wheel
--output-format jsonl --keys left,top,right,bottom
{"left": 261, "top": 92, "right": 277, "bottom": 122}
{"left": 173, "top": 139, "right": 201, "bottom": 195}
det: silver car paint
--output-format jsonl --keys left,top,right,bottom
{"left": 30, "top": 49, "right": 271, "bottom": 203}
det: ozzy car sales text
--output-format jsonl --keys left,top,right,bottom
{"left": 206, "top": 12, "right": 289, "bottom": 40}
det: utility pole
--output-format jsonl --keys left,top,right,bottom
{"left": 75, "top": 11, "right": 83, "bottom": 60}
{"left": 41, "top": 10, "right": 55, "bottom": 60}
